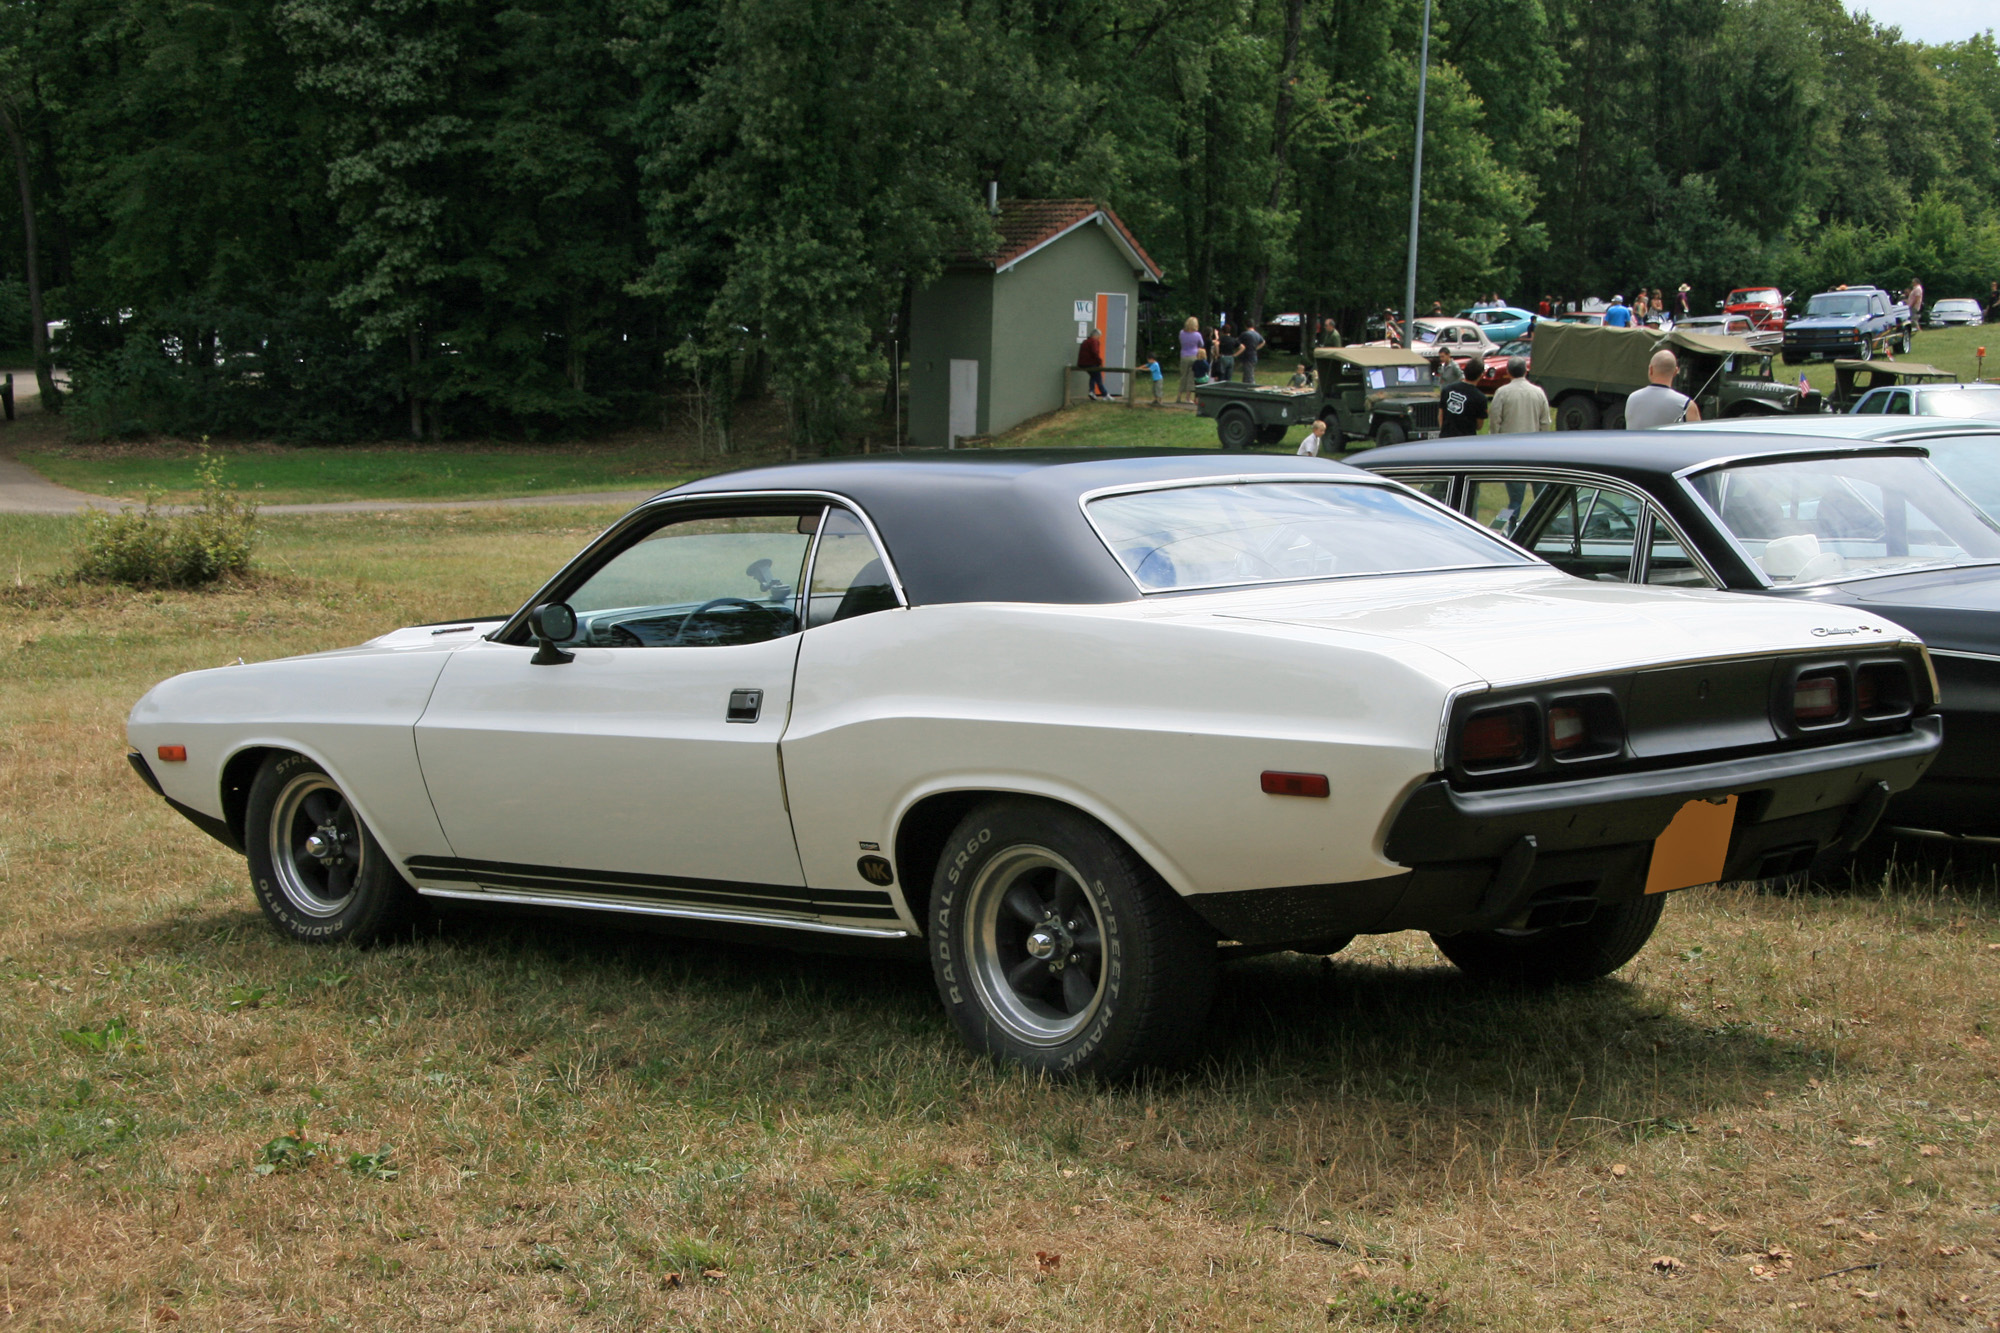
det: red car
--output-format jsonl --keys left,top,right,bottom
{"left": 1724, "top": 287, "right": 1787, "bottom": 332}
{"left": 1465, "top": 338, "right": 1531, "bottom": 393}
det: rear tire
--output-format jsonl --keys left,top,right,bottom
{"left": 1430, "top": 894, "right": 1665, "bottom": 984}
{"left": 1900, "top": 328, "right": 1913, "bottom": 355}
{"left": 245, "top": 752, "right": 419, "bottom": 946}
{"left": 1373, "top": 420, "right": 1407, "bottom": 449}
{"left": 1555, "top": 395, "right": 1601, "bottom": 431}
{"left": 928, "top": 798, "right": 1216, "bottom": 1079}
{"left": 1216, "top": 408, "right": 1255, "bottom": 451}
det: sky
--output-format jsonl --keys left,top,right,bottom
{"left": 1851, "top": 1, "right": 1994, "bottom": 45}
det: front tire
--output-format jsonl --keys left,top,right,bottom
{"left": 928, "top": 799, "right": 1216, "bottom": 1078}
{"left": 1430, "top": 894, "right": 1665, "bottom": 984}
{"left": 1373, "top": 419, "right": 1408, "bottom": 449}
{"left": 245, "top": 752, "right": 419, "bottom": 945}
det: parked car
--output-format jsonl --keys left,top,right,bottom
{"left": 1928, "top": 299, "right": 1985, "bottom": 329}
{"left": 1722, "top": 287, "right": 1788, "bottom": 333}
{"left": 1457, "top": 305, "right": 1540, "bottom": 343}
{"left": 1852, "top": 382, "right": 2000, "bottom": 419}
{"left": 1678, "top": 312, "right": 1781, "bottom": 352}
{"left": 1468, "top": 337, "right": 1533, "bottom": 394}
{"left": 128, "top": 452, "right": 1939, "bottom": 1076}
{"left": 1197, "top": 346, "right": 1442, "bottom": 449}
{"left": 1554, "top": 311, "right": 1607, "bottom": 326}
{"left": 1355, "top": 431, "right": 1996, "bottom": 838}
{"left": 1828, "top": 361, "right": 1958, "bottom": 412}
{"left": 1529, "top": 323, "right": 1819, "bottom": 430}
{"left": 1782, "top": 287, "right": 1914, "bottom": 364}
{"left": 1405, "top": 317, "right": 1504, "bottom": 365}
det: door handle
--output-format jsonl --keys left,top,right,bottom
{"left": 726, "top": 688, "right": 763, "bottom": 723}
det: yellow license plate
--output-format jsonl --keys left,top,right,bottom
{"left": 1644, "top": 796, "right": 1738, "bottom": 894}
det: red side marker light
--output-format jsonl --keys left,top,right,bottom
{"left": 157, "top": 745, "right": 187, "bottom": 762}
{"left": 1261, "top": 771, "right": 1330, "bottom": 798}
{"left": 1793, "top": 676, "right": 1841, "bottom": 723}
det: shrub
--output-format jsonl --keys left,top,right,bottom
{"left": 72, "top": 448, "right": 258, "bottom": 588}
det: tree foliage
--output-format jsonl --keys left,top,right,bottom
{"left": 0, "top": 0, "right": 1992, "bottom": 448}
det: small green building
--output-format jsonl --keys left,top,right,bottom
{"left": 910, "top": 199, "right": 1163, "bottom": 448}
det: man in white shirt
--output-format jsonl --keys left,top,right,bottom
{"left": 1489, "top": 357, "right": 1551, "bottom": 433}
{"left": 1624, "top": 350, "right": 1702, "bottom": 428}
{"left": 1296, "top": 418, "right": 1330, "bottom": 456}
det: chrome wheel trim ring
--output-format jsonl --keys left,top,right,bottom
{"left": 267, "top": 772, "right": 362, "bottom": 919}
{"left": 964, "top": 844, "right": 1108, "bottom": 1047}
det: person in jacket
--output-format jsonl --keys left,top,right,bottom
{"left": 1489, "top": 357, "right": 1550, "bottom": 434}
{"left": 1078, "top": 326, "right": 1106, "bottom": 400}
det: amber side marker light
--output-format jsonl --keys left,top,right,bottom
{"left": 1261, "top": 771, "right": 1330, "bottom": 798}
{"left": 156, "top": 745, "right": 187, "bottom": 762}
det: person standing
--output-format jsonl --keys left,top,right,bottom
{"left": 1489, "top": 357, "right": 1550, "bottom": 434}
{"left": 1905, "top": 277, "right": 1925, "bottom": 327}
{"left": 1537, "top": 295, "right": 1553, "bottom": 317}
{"left": 1986, "top": 280, "right": 2000, "bottom": 321}
{"left": 1315, "top": 316, "right": 1343, "bottom": 349}
{"left": 1142, "top": 352, "right": 1164, "bottom": 406}
{"left": 1603, "top": 294, "right": 1634, "bottom": 328}
{"left": 1078, "top": 326, "right": 1106, "bottom": 400}
{"left": 1441, "top": 372, "right": 1488, "bottom": 436}
{"left": 1624, "top": 349, "right": 1702, "bottom": 427}
{"left": 1176, "top": 316, "right": 1204, "bottom": 403}
{"left": 1296, "top": 418, "right": 1331, "bottom": 456}
{"left": 1216, "top": 325, "right": 1241, "bottom": 384}
{"left": 1238, "top": 320, "right": 1265, "bottom": 383}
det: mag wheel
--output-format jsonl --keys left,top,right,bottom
{"left": 929, "top": 798, "right": 1215, "bottom": 1078}
{"left": 245, "top": 752, "right": 418, "bottom": 945}
{"left": 1430, "top": 893, "right": 1665, "bottom": 984}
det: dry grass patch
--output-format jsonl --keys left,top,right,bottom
{"left": 3, "top": 508, "right": 2000, "bottom": 1329}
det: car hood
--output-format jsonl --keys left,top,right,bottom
{"left": 1789, "top": 314, "right": 1867, "bottom": 330}
{"left": 1807, "top": 564, "right": 2000, "bottom": 657}
{"left": 1177, "top": 567, "right": 1917, "bottom": 689}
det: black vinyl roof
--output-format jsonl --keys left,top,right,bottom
{"left": 1356, "top": 429, "right": 1928, "bottom": 484}
{"left": 664, "top": 450, "right": 1376, "bottom": 606}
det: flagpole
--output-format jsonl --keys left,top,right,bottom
{"left": 1401, "top": 0, "right": 1432, "bottom": 349}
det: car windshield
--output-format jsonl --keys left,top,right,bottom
{"left": 1805, "top": 293, "right": 1870, "bottom": 318}
{"left": 1732, "top": 289, "right": 1781, "bottom": 305}
{"left": 1086, "top": 481, "right": 1535, "bottom": 592}
{"left": 1920, "top": 437, "right": 2000, "bottom": 519}
{"left": 1689, "top": 454, "right": 2000, "bottom": 585}
{"left": 1936, "top": 300, "right": 1978, "bottom": 314}
{"left": 1921, "top": 387, "right": 2000, "bottom": 420}
{"left": 1499, "top": 339, "right": 1532, "bottom": 356}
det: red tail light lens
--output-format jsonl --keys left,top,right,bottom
{"left": 1461, "top": 707, "right": 1532, "bottom": 767}
{"left": 1548, "top": 705, "right": 1588, "bottom": 752}
{"left": 1854, "top": 662, "right": 1912, "bottom": 719}
{"left": 1792, "top": 675, "right": 1841, "bottom": 724}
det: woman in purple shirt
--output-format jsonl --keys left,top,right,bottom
{"left": 1176, "top": 317, "right": 1204, "bottom": 403}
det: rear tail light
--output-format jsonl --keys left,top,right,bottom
{"left": 1548, "top": 705, "right": 1588, "bottom": 753}
{"left": 1460, "top": 706, "right": 1534, "bottom": 769}
{"left": 1855, "top": 662, "right": 1913, "bottom": 719}
{"left": 1792, "top": 675, "right": 1843, "bottom": 725}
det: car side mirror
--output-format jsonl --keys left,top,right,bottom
{"left": 529, "top": 602, "right": 577, "bottom": 665}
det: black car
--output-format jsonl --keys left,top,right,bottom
{"left": 1353, "top": 431, "right": 2000, "bottom": 839}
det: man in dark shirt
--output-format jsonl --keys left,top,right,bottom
{"left": 1237, "top": 322, "right": 1265, "bottom": 383}
{"left": 1441, "top": 376, "right": 1488, "bottom": 436}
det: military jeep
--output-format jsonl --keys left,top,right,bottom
{"left": 1194, "top": 346, "right": 1442, "bottom": 450}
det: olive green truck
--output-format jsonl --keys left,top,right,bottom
{"left": 1194, "top": 346, "right": 1443, "bottom": 450}
{"left": 1530, "top": 323, "right": 1823, "bottom": 430}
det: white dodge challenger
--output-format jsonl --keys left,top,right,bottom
{"left": 128, "top": 453, "right": 1941, "bottom": 1077}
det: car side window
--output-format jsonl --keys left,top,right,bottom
{"left": 1854, "top": 389, "right": 1886, "bottom": 414}
{"left": 561, "top": 512, "right": 814, "bottom": 647}
{"left": 1465, "top": 477, "right": 1555, "bottom": 539}
{"left": 1642, "top": 510, "right": 1716, "bottom": 588}
{"left": 1514, "top": 484, "right": 1642, "bottom": 581}
{"left": 1394, "top": 475, "right": 1455, "bottom": 504}
{"left": 1885, "top": 391, "right": 1912, "bottom": 415}
{"left": 804, "top": 508, "right": 899, "bottom": 627}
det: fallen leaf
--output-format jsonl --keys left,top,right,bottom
{"left": 660, "top": 1272, "right": 682, "bottom": 1289}
{"left": 1852, "top": 1287, "right": 1881, "bottom": 1300}
{"left": 700, "top": 1268, "right": 725, "bottom": 1283}
{"left": 1858, "top": 1231, "right": 1885, "bottom": 1243}
{"left": 1808, "top": 1077, "right": 1822, "bottom": 1088}
{"left": 1035, "top": 1251, "right": 1060, "bottom": 1277}
{"left": 1750, "top": 1264, "right": 1776, "bottom": 1281}
{"left": 1848, "top": 1137, "right": 1880, "bottom": 1148}
{"left": 1765, "top": 1246, "right": 1795, "bottom": 1263}
{"left": 1611, "top": 1163, "right": 1629, "bottom": 1179}
{"left": 1919, "top": 1144, "right": 1943, "bottom": 1157}
{"left": 1651, "top": 1256, "right": 1684, "bottom": 1274}
{"left": 154, "top": 1311, "right": 180, "bottom": 1324}
{"left": 1936, "top": 1244, "right": 1969, "bottom": 1257}
{"left": 1689, "top": 1213, "right": 1707, "bottom": 1224}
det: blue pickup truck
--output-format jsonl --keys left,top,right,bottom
{"left": 1781, "top": 286, "right": 1914, "bottom": 364}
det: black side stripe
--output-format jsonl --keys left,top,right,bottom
{"left": 403, "top": 856, "right": 901, "bottom": 921}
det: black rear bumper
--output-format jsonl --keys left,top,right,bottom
{"left": 1189, "top": 717, "right": 1939, "bottom": 946}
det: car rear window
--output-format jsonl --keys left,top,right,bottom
{"left": 1085, "top": 481, "right": 1535, "bottom": 593}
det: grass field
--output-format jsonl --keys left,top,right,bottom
{"left": 4, "top": 509, "right": 2000, "bottom": 1329}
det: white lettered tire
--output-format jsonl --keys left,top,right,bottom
{"left": 245, "top": 752, "right": 419, "bottom": 945}
{"left": 928, "top": 798, "right": 1216, "bottom": 1078}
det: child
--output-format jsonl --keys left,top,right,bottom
{"left": 1288, "top": 363, "right": 1312, "bottom": 388}
{"left": 1143, "top": 353, "right": 1165, "bottom": 405}
{"left": 1192, "top": 353, "right": 1211, "bottom": 384}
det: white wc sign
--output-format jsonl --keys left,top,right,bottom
{"left": 1074, "top": 298, "right": 1093, "bottom": 341}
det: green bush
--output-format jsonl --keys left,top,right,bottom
{"left": 72, "top": 449, "right": 258, "bottom": 587}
